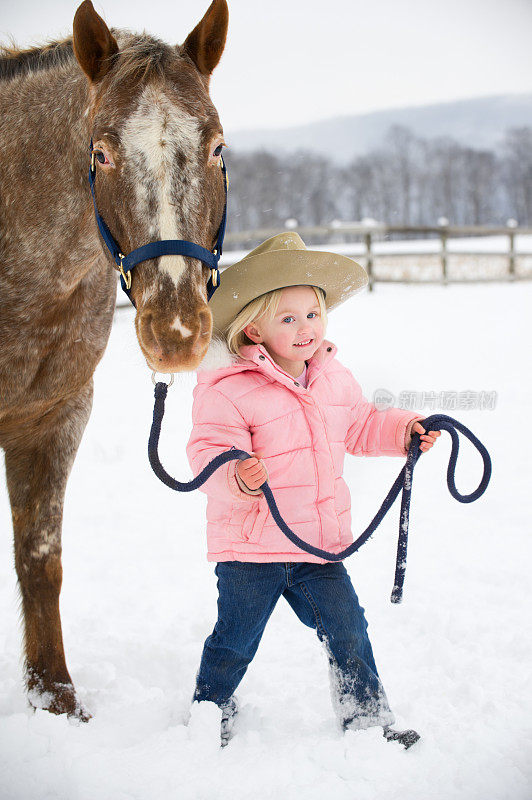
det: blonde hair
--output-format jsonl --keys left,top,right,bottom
{"left": 226, "top": 285, "right": 327, "bottom": 356}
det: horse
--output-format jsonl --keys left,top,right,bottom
{"left": 0, "top": 0, "right": 229, "bottom": 721}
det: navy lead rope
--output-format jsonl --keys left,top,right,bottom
{"left": 148, "top": 382, "right": 491, "bottom": 603}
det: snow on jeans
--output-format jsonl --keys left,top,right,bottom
{"left": 193, "top": 561, "right": 395, "bottom": 729}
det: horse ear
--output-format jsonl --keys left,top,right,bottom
{"left": 182, "top": 0, "right": 228, "bottom": 78}
{"left": 72, "top": 0, "right": 119, "bottom": 82}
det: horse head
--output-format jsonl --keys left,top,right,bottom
{"left": 73, "top": 0, "right": 228, "bottom": 373}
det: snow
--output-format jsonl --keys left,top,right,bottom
{"left": 1, "top": 281, "right": 531, "bottom": 799}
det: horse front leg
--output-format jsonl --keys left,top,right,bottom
{"left": 4, "top": 383, "right": 94, "bottom": 721}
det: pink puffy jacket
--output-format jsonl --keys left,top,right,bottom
{"left": 186, "top": 340, "right": 423, "bottom": 563}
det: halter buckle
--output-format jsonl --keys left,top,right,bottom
{"left": 118, "top": 254, "right": 132, "bottom": 290}
{"left": 210, "top": 268, "right": 218, "bottom": 287}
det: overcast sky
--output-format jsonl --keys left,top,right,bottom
{"left": 2, "top": 0, "right": 532, "bottom": 134}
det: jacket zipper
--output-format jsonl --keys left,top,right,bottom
{"left": 298, "top": 401, "right": 322, "bottom": 549}
{"left": 315, "top": 401, "right": 342, "bottom": 546}
{"left": 255, "top": 346, "right": 336, "bottom": 551}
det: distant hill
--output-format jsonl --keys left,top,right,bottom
{"left": 226, "top": 94, "right": 532, "bottom": 163}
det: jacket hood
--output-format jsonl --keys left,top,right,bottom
{"left": 196, "top": 337, "right": 338, "bottom": 391}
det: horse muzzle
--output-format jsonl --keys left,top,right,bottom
{"left": 136, "top": 305, "right": 212, "bottom": 373}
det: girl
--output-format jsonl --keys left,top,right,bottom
{"left": 186, "top": 232, "right": 440, "bottom": 748}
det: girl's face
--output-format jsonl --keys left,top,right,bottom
{"left": 243, "top": 286, "right": 325, "bottom": 377}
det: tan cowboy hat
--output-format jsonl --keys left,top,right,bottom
{"left": 210, "top": 232, "right": 368, "bottom": 333}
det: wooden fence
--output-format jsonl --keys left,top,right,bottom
{"left": 223, "top": 223, "right": 532, "bottom": 291}
{"left": 116, "top": 223, "right": 532, "bottom": 308}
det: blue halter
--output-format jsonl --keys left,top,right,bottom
{"left": 88, "top": 140, "right": 227, "bottom": 306}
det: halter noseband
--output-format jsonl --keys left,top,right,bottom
{"left": 88, "top": 140, "right": 227, "bottom": 306}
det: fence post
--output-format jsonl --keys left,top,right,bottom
{"left": 508, "top": 231, "right": 515, "bottom": 279}
{"left": 440, "top": 228, "right": 448, "bottom": 285}
{"left": 365, "top": 232, "right": 374, "bottom": 291}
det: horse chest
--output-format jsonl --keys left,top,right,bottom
{"left": 0, "top": 292, "right": 115, "bottom": 432}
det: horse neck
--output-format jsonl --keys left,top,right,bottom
{"left": 0, "top": 64, "right": 104, "bottom": 305}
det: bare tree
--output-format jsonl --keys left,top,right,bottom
{"left": 501, "top": 127, "right": 532, "bottom": 225}
{"left": 224, "top": 125, "right": 532, "bottom": 230}
{"left": 384, "top": 125, "right": 423, "bottom": 225}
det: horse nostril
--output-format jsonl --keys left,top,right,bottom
{"left": 198, "top": 308, "right": 212, "bottom": 339}
{"left": 139, "top": 312, "right": 163, "bottom": 356}
{"left": 146, "top": 315, "right": 157, "bottom": 345}
{"left": 190, "top": 307, "right": 212, "bottom": 356}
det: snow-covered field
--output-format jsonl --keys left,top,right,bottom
{"left": 1, "top": 281, "right": 531, "bottom": 800}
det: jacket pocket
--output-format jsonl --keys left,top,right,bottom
{"left": 239, "top": 501, "right": 267, "bottom": 543}
{"left": 239, "top": 505, "right": 257, "bottom": 541}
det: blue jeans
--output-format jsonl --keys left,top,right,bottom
{"left": 194, "top": 561, "right": 395, "bottom": 729}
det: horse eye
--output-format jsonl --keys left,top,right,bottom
{"left": 96, "top": 151, "right": 107, "bottom": 164}
{"left": 213, "top": 144, "right": 223, "bottom": 157}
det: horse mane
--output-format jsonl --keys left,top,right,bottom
{"left": 106, "top": 35, "right": 180, "bottom": 89}
{"left": 0, "top": 31, "right": 181, "bottom": 83}
{"left": 0, "top": 38, "right": 75, "bottom": 80}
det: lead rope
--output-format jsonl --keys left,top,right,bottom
{"left": 148, "top": 380, "right": 491, "bottom": 603}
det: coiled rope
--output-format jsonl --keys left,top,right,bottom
{"left": 148, "top": 381, "right": 491, "bottom": 603}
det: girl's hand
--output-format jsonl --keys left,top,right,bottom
{"left": 408, "top": 421, "right": 441, "bottom": 452}
{"left": 237, "top": 453, "right": 268, "bottom": 490}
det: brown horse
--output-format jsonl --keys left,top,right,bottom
{"left": 0, "top": 0, "right": 228, "bottom": 720}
